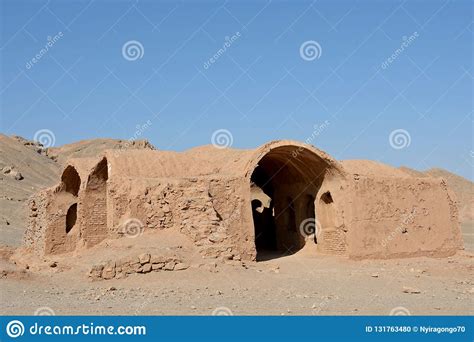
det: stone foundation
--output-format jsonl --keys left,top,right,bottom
{"left": 89, "top": 253, "right": 188, "bottom": 281}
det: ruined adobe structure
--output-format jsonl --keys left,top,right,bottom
{"left": 24, "top": 140, "right": 464, "bottom": 261}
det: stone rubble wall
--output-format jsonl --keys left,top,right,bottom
{"left": 89, "top": 253, "right": 188, "bottom": 281}
{"left": 108, "top": 176, "right": 254, "bottom": 261}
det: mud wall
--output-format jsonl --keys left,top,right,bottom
{"left": 24, "top": 190, "right": 49, "bottom": 254}
{"left": 343, "top": 175, "right": 463, "bottom": 259}
{"left": 314, "top": 175, "right": 348, "bottom": 255}
{"left": 25, "top": 185, "right": 81, "bottom": 255}
{"left": 107, "top": 176, "right": 254, "bottom": 260}
{"left": 80, "top": 158, "right": 108, "bottom": 247}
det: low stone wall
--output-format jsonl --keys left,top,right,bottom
{"left": 89, "top": 253, "right": 189, "bottom": 281}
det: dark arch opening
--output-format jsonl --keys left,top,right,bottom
{"left": 66, "top": 203, "right": 77, "bottom": 233}
{"left": 87, "top": 157, "right": 108, "bottom": 189}
{"left": 250, "top": 146, "right": 331, "bottom": 261}
{"left": 61, "top": 166, "right": 81, "bottom": 196}
{"left": 321, "top": 191, "right": 333, "bottom": 204}
{"left": 318, "top": 191, "right": 336, "bottom": 235}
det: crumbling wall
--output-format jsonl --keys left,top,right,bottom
{"left": 24, "top": 142, "right": 464, "bottom": 262}
{"left": 107, "top": 176, "right": 252, "bottom": 260}
{"left": 24, "top": 190, "right": 50, "bottom": 254}
{"left": 344, "top": 175, "right": 463, "bottom": 259}
{"left": 43, "top": 191, "right": 80, "bottom": 254}
{"left": 24, "top": 165, "right": 82, "bottom": 255}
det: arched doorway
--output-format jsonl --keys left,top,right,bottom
{"left": 65, "top": 203, "right": 78, "bottom": 234}
{"left": 249, "top": 145, "right": 334, "bottom": 260}
{"left": 61, "top": 165, "right": 81, "bottom": 196}
{"left": 44, "top": 165, "right": 82, "bottom": 254}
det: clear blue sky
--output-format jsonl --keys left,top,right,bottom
{"left": 1, "top": 0, "right": 472, "bottom": 179}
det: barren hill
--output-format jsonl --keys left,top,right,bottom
{"left": 47, "top": 138, "right": 155, "bottom": 164}
{"left": 0, "top": 135, "right": 155, "bottom": 246}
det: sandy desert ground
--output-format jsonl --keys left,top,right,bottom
{"left": 1, "top": 249, "right": 473, "bottom": 316}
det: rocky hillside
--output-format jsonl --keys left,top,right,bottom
{"left": 47, "top": 138, "right": 155, "bottom": 164}
{"left": 0, "top": 134, "right": 155, "bottom": 246}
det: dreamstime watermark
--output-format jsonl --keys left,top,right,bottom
{"left": 389, "top": 128, "right": 411, "bottom": 150}
{"left": 381, "top": 32, "right": 419, "bottom": 70}
{"left": 33, "top": 129, "right": 56, "bottom": 148}
{"left": 300, "top": 40, "right": 322, "bottom": 61}
{"left": 113, "top": 120, "right": 152, "bottom": 157}
{"left": 119, "top": 218, "right": 144, "bottom": 238}
{"left": 211, "top": 129, "right": 233, "bottom": 149}
{"left": 389, "top": 306, "right": 411, "bottom": 315}
{"left": 311, "top": 296, "right": 331, "bottom": 315}
{"left": 5, "top": 320, "right": 146, "bottom": 338}
{"left": 292, "top": 120, "right": 330, "bottom": 158}
{"left": 6, "top": 320, "right": 24, "bottom": 338}
{"left": 381, "top": 209, "right": 416, "bottom": 248}
{"left": 25, "top": 32, "right": 64, "bottom": 70}
{"left": 34, "top": 307, "right": 56, "bottom": 316}
{"left": 122, "top": 40, "right": 144, "bottom": 61}
{"left": 212, "top": 306, "right": 233, "bottom": 316}
{"left": 299, "top": 218, "right": 322, "bottom": 241}
{"left": 203, "top": 32, "right": 241, "bottom": 70}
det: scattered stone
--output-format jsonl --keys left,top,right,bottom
{"left": 138, "top": 253, "right": 151, "bottom": 264}
{"left": 163, "top": 261, "right": 176, "bottom": 271}
{"left": 152, "top": 263, "right": 164, "bottom": 271}
{"left": 402, "top": 286, "right": 421, "bottom": 294}
{"left": 221, "top": 252, "right": 233, "bottom": 260}
{"left": 270, "top": 266, "right": 280, "bottom": 274}
{"left": 174, "top": 263, "right": 189, "bottom": 271}
{"left": 2, "top": 166, "right": 23, "bottom": 180}
{"left": 150, "top": 255, "right": 165, "bottom": 264}
{"left": 102, "top": 262, "right": 116, "bottom": 280}
{"left": 141, "top": 263, "right": 152, "bottom": 273}
{"left": 2, "top": 166, "right": 12, "bottom": 174}
{"left": 89, "top": 265, "right": 104, "bottom": 280}
{"left": 13, "top": 171, "right": 23, "bottom": 180}
{"left": 49, "top": 261, "right": 57, "bottom": 268}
